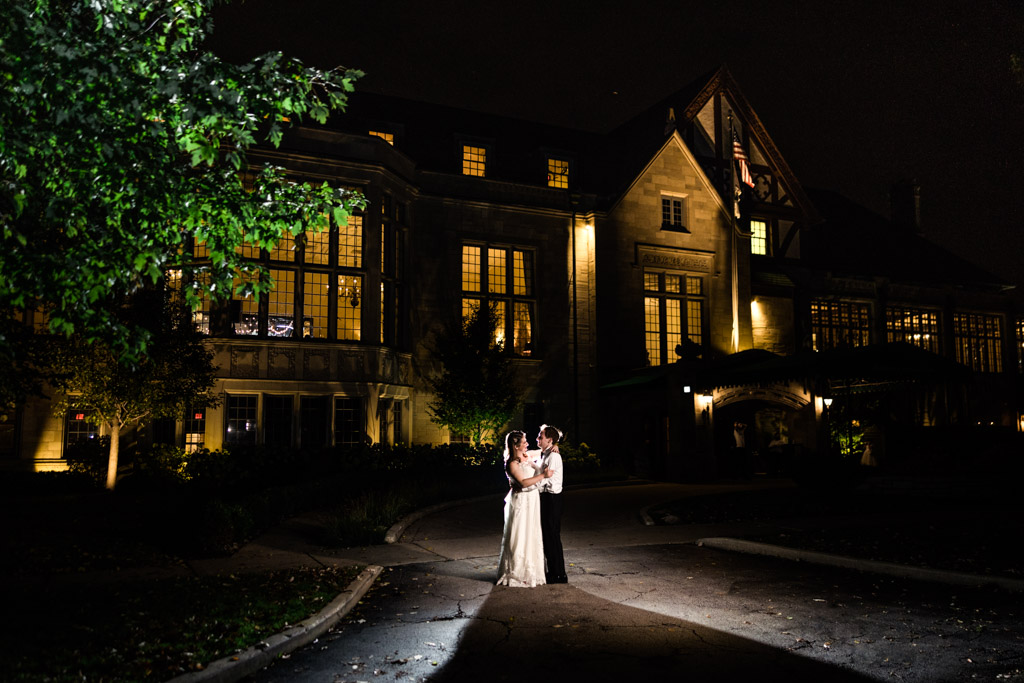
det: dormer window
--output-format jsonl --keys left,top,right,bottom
{"left": 661, "top": 193, "right": 688, "bottom": 232}
{"left": 750, "top": 218, "right": 768, "bottom": 255}
{"left": 547, "top": 158, "right": 569, "bottom": 188}
{"left": 369, "top": 130, "right": 394, "bottom": 145}
{"left": 462, "top": 145, "right": 487, "bottom": 177}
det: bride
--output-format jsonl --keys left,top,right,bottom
{"left": 496, "top": 430, "right": 555, "bottom": 587}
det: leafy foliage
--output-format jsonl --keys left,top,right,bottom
{"left": 427, "top": 302, "right": 522, "bottom": 445}
{"left": 0, "top": 0, "right": 364, "bottom": 362}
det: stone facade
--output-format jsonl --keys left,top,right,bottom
{"left": 4, "top": 65, "right": 1020, "bottom": 478}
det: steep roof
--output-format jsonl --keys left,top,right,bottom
{"left": 604, "top": 65, "right": 818, "bottom": 221}
{"left": 801, "top": 188, "right": 1011, "bottom": 289}
{"left": 315, "top": 66, "right": 819, "bottom": 218}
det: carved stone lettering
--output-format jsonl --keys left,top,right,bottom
{"left": 639, "top": 250, "right": 712, "bottom": 272}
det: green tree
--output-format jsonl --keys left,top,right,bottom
{"left": 47, "top": 290, "right": 220, "bottom": 490}
{"left": 0, "top": 0, "right": 364, "bottom": 363}
{"left": 427, "top": 302, "right": 521, "bottom": 446}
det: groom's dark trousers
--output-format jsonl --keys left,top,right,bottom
{"left": 540, "top": 491, "right": 566, "bottom": 582}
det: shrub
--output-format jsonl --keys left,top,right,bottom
{"left": 64, "top": 436, "right": 111, "bottom": 485}
{"left": 195, "top": 498, "right": 255, "bottom": 555}
{"left": 560, "top": 441, "right": 601, "bottom": 470}
{"left": 134, "top": 443, "right": 189, "bottom": 486}
{"left": 322, "top": 488, "right": 409, "bottom": 546}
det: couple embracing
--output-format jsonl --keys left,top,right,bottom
{"left": 496, "top": 424, "right": 567, "bottom": 587}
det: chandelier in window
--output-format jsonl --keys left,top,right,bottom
{"left": 339, "top": 277, "right": 360, "bottom": 307}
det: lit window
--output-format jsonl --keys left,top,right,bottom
{"left": 462, "top": 145, "right": 486, "bottom": 177}
{"left": 954, "top": 312, "right": 1002, "bottom": 373}
{"left": 191, "top": 272, "right": 211, "bottom": 336}
{"left": 269, "top": 234, "right": 295, "bottom": 262}
{"left": 547, "top": 158, "right": 569, "bottom": 188}
{"left": 886, "top": 307, "right": 940, "bottom": 353}
{"left": 337, "top": 274, "right": 362, "bottom": 341}
{"left": 303, "top": 222, "right": 331, "bottom": 265}
{"left": 235, "top": 229, "right": 260, "bottom": 258}
{"left": 184, "top": 407, "right": 205, "bottom": 453}
{"left": 369, "top": 130, "right": 394, "bottom": 145}
{"left": 225, "top": 395, "right": 258, "bottom": 446}
{"left": 643, "top": 270, "right": 704, "bottom": 366}
{"left": 232, "top": 273, "right": 260, "bottom": 336}
{"left": 224, "top": 209, "right": 364, "bottom": 342}
{"left": 811, "top": 299, "right": 871, "bottom": 350}
{"left": 488, "top": 248, "right": 506, "bottom": 293}
{"left": 64, "top": 409, "right": 98, "bottom": 452}
{"left": 461, "top": 243, "right": 535, "bottom": 355}
{"left": 661, "top": 195, "right": 686, "bottom": 231}
{"left": 267, "top": 269, "right": 295, "bottom": 337}
{"left": 750, "top": 219, "right": 768, "bottom": 256}
{"left": 339, "top": 214, "right": 363, "bottom": 268}
{"left": 462, "top": 245, "right": 481, "bottom": 292}
{"left": 303, "top": 271, "right": 329, "bottom": 338}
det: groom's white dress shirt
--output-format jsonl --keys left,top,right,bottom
{"left": 539, "top": 448, "right": 564, "bottom": 494}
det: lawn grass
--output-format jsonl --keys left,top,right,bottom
{"left": 0, "top": 564, "right": 364, "bottom": 682}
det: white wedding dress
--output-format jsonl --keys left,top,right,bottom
{"left": 496, "top": 464, "right": 546, "bottom": 587}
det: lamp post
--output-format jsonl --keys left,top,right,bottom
{"left": 823, "top": 396, "right": 833, "bottom": 457}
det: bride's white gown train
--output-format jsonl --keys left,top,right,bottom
{"left": 496, "top": 470, "right": 546, "bottom": 587}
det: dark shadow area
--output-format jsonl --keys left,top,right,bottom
{"left": 429, "top": 584, "right": 876, "bottom": 682}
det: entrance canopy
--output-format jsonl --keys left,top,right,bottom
{"left": 710, "top": 342, "right": 968, "bottom": 396}
{"left": 602, "top": 342, "right": 967, "bottom": 394}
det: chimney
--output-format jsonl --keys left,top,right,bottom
{"left": 890, "top": 180, "right": 922, "bottom": 234}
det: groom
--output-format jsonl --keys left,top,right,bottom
{"left": 537, "top": 424, "right": 567, "bottom": 584}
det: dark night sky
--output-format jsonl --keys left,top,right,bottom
{"left": 210, "top": 0, "right": 1024, "bottom": 289}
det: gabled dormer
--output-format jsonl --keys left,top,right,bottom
{"left": 607, "top": 65, "right": 818, "bottom": 261}
{"left": 677, "top": 66, "right": 819, "bottom": 260}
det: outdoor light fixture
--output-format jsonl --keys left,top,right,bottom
{"left": 823, "top": 397, "right": 833, "bottom": 408}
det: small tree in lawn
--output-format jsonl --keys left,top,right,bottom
{"left": 47, "top": 291, "right": 219, "bottom": 490}
{"left": 428, "top": 302, "right": 521, "bottom": 446}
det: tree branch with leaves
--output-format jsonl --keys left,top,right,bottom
{"left": 0, "top": 0, "right": 365, "bottom": 364}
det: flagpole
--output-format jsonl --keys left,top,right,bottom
{"left": 729, "top": 115, "right": 740, "bottom": 354}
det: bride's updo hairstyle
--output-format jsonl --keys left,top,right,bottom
{"left": 503, "top": 430, "right": 526, "bottom": 465}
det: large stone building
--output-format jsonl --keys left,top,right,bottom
{"left": 4, "top": 66, "right": 1021, "bottom": 478}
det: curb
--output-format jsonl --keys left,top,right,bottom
{"left": 168, "top": 565, "right": 383, "bottom": 683}
{"left": 384, "top": 495, "right": 497, "bottom": 543}
{"left": 385, "top": 478, "right": 653, "bottom": 544}
{"left": 697, "top": 537, "right": 1024, "bottom": 593}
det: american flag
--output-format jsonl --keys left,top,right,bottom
{"left": 732, "top": 131, "right": 754, "bottom": 188}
